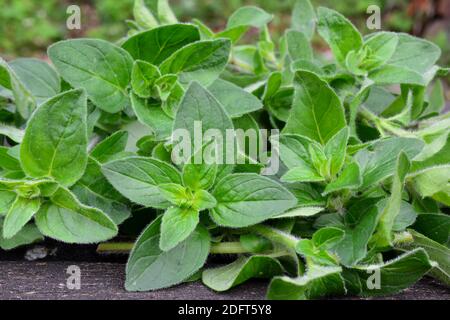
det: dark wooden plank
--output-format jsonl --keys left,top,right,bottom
{"left": 0, "top": 261, "right": 448, "bottom": 300}
{"left": 0, "top": 261, "right": 267, "bottom": 300}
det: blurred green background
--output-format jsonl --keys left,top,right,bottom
{"left": 1, "top": 0, "right": 449, "bottom": 69}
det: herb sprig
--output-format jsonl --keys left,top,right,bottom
{"left": 0, "top": 0, "right": 448, "bottom": 299}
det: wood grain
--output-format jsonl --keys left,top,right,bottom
{"left": 0, "top": 261, "right": 448, "bottom": 300}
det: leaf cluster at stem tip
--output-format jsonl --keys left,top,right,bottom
{"left": 0, "top": 0, "right": 448, "bottom": 300}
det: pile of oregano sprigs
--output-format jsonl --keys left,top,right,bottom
{"left": 0, "top": 0, "right": 449, "bottom": 299}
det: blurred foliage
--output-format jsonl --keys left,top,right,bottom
{"left": 0, "top": 0, "right": 448, "bottom": 72}
{"left": 0, "top": 0, "right": 65, "bottom": 57}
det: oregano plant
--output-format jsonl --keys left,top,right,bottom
{"left": 0, "top": 0, "right": 449, "bottom": 299}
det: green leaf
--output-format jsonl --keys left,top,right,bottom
{"left": 262, "top": 71, "right": 282, "bottom": 101}
{"left": 426, "top": 80, "right": 445, "bottom": 115}
{"left": 267, "top": 265, "right": 345, "bottom": 300}
{"left": 373, "top": 152, "right": 410, "bottom": 247}
{"left": 0, "top": 146, "right": 22, "bottom": 172}
{"left": 20, "top": 89, "right": 88, "bottom": 187}
{"left": 133, "top": 0, "right": 158, "bottom": 29}
{"left": 130, "top": 92, "right": 173, "bottom": 140}
{"left": 193, "top": 189, "right": 217, "bottom": 210}
{"left": 369, "top": 64, "right": 425, "bottom": 86}
{"left": 207, "top": 79, "right": 263, "bottom": 118}
{"left": 387, "top": 33, "right": 441, "bottom": 74}
{"left": 91, "top": 131, "right": 128, "bottom": 164}
{"left": 131, "top": 60, "right": 161, "bottom": 98}
{"left": 283, "top": 70, "right": 346, "bottom": 145}
{"left": 0, "top": 178, "right": 56, "bottom": 197}
{"left": 152, "top": 142, "right": 172, "bottom": 162}
{"left": 413, "top": 213, "right": 450, "bottom": 245}
{"left": 297, "top": 227, "right": 345, "bottom": 266}
{"left": 202, "top": 255, "right": 283, "bottom": 291}
{"left": 265, "top": 86, "right": 293, "bottom": 123}
{"left": 72, "top": 158, "right": 131, "bottom": 225}
{"left": 355, "top": 137, "right": 423, "bottom": 189}
{"left": 0, "top": 63, "right": 11, "bottom": 89}
{"left": 348, "top": 248, "right": 433, "bottom": 296}
{"left": 413, "top": 165, "right": 450, "bottom": 198}
{"left": 0, "top": 57, "right": 35, "bottom": 119}
{"left": 433, "top": 187, "right": 450, "bottom": 207}
{"left": 155, "top": 74, "right": 180, "bottom": 103}
{"left": 412, "top": 133, "right": 450, "bottom": 172}
{"left": 173, "top": 81, "right": 234, "bottom": 166}
{"left": 345, "top": 50, "right": 368, "bottom": 76}
{"left": 227, "top": 6, "right": 273, "bottom": 29}
{"left": 291, "top": 0, "right": 316, "bottom": 40}
{"left": 0, "top": 124, "right": 24, "bottom": 144}
{"left": 133, "top": 0, "right": 177, "bottom": 27}
{"left": 160, "top": 206, "right": 199, "bottom": 251}
{"left": 281, "top": 165, "right": 324, "bottom": 183}
{"left": 87, "top": 107, "right": 101, "bottom": 137}
{"left": 2, "top": 197, "right": 40, "bottom": 239}
{"left": 182, "top": 154, "right": 217, "bottom": 191}
{"left": 215, "top": 26, "right": 248, "bottom": 43}
{"left": 362, "top": 32, "right": 398, "bottom": 70}
{"left": 126, "top": 216, "right": 210, "bottom": 291}
{"left": 291, "top": 59, "right": 323, "bottom": 75}
{"left": 0, "top": 222, "right": 43, "bottom": 250}
{"left": 286, "top": 30, "right": 313, "bottom": 61}
{"left": 277, "top": 134, "right": 317, "bottom": 170}
{"left": 308, "top": 143, "right": 329, "bottom": 178}
{"left": 35, "top": 187, "right": 118, "bottom": 243}
{"left": 324, "top": 127, "right": 349, "bottom": 176}
{"left": 155, "top": 0, "right": 178, "bottom": 24}
{"left": 232, "top": 114, "right": 263, "bottom": 161}
{"left": 317, "top": 7, "right": 362, "bottom": 66}
{"left": 48, "top": 39, "right": 133, "bottom": 113}
{"left": 101, "top": 156, "right": 182, "bottom": 208}
{"left": 0, "top": 191, "right": 16, "bottom": 216}
{"left": 323, "top": 162, "right": 362, "bottom": 195}
{"left": 211, "top": 173, "right": 297, "bottom": 227}
{"left": 312, "top": 227, "right": 345, "bottom": 249}
{"left": 158, "top": 183, "right": 188, "bottom": 207}
{"left": 122, "top": 24, "right": 200, "bottom": 65}
{"left": 296, "top": 239, "right": 338, "bottom": 266}
{"left": 334, "top": 203, "right": 380, "bottom": 266}
{"left": 9, "top": 58, "right": 60, "bottom": 102}
{"left": 404, "top": 230, "right": 449, "bottom": 286}
{"left": 159, "top": 39, "right": 231, "bottom": 87}
{"left": 392, "top": 201, "right": 418, "bottom": 232}
{"left": 273, "top": 206, "right": 324, "bottom": 219}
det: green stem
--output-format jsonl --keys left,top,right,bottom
{"left": 248, "top": 225, "right": 299, "bottom": 250}
{"left": 229, "top": 53, "right": 254, "bottom": 73}
{"left": 97, "top": 242, "right": 134, "bottom": 254}
{"left": 359, "top": 107, "right": 379, "bottom": 123}
{"left": 374, "top": 121, "right": 387, "bottom": 137}
{"left": 266, "top": 250, "right": 292, "bottom": 258}
{"left": 209, "top": 242, "right": 249, "bottom": 254}
{"left": 97, "top": 241, "right": 252, "bottom": 255}
{"left": 359, "top": 107, "right": 414, "bottom": 137}
{"left": 379, "top": 120, "right": 415, "bottom": 137}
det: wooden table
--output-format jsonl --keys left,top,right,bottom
{"left": 0, "top": 242, "right": 449, "bottom": 300}
{"left": 0, "top": 261, "right": 448, "bottom": 300}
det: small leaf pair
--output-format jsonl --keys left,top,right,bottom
{"left": 278, "top": 127, "right": 349, "bottom": 184}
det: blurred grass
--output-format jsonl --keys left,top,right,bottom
{"left": 0, "top": 0, "right": 448, "bottom": 71}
